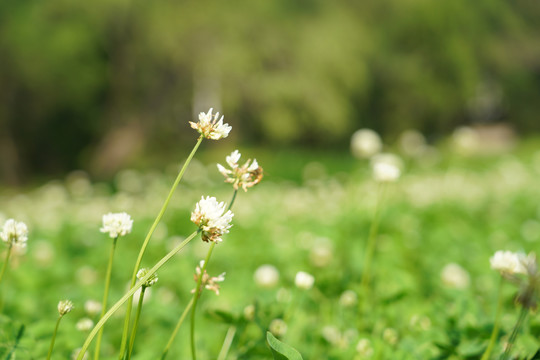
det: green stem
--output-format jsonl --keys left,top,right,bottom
{"left": 127, "top": 286, "right": 146, "bottom": 360}
{"left": 500, "top": 306, "right": 528, "bottom": 360}
{"left": 76, "top": 231, "right": 198, "bottom": 360}
{"left": 46, "top": 316, "right": 63, "bottom": 360}
{"left": 190, "top": 189, "right": 237, "bottom": 360}
{"left": 0, "top": 243, "right": 13, "bottom": 287}
{"left": 481, "top": 277, "right": 504, "bottom": 360}
{"left": 118, "top": 136, "right": 204, "bottom": 359}
{"left": 161, "top": 298, "right": 194, "bottom": 360}
{"left": 94, "top": 237, "right": 118, "bottom": 360}
{"left": 217, "top": 326, "right": 236, "bottom": 360}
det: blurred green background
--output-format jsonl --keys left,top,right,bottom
{"left": 1, "top": 0, "right": 539, "bottom": 184}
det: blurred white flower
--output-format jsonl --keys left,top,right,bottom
{"left": 490, "top": 250, "right": 526, "bottom": 276}
{"left": 441, "top": 263, "right": 470, "bottom": 289}
{"left": 137, "top": 268, "right": 159, "bottom": 288}
{"left": 100, "top": 212, "right": 133, "bottom": 238}
{"left": 84, "top": 300, "right": 102, "bottom": 316}
{"left": 192, "top": 260, "right": 226, "bottom": 296}
{"left": 321, "top": 325, "right": 341, "bottom": 345}
{"left": 243, "top": 304, "right": 255, "bottom": 321}
{"left": 356, "top": 338, "right": 374, "bottom": 357}
{"left": 190, "top": 108, "right": 231, "bottom": 140}
{"left": 254, "top": 264, "right": 280, "bottom": 288}
{"left": 310, "top": 241, "right": 333, "bottom": 267}
{"left": 76, "top": 317, "right": 94, "bottom": 331}
{"left": 217, "top": 150, "right": 263, "bottom": 191}
{"left": 382, "top": 328, "right": 399, "bottom": 345}
{"left": 399, "top": 129, "right": 427, "bottom": 157}
{"left": 1, "top": 219, "right": 28, "bottom": 248}
{"left": 339, "top": 290, "right": 358, "bottom": 307}
{"left": 371, "top": 153, "right": 402, "bottom": 182}
{"left": 452, "top": 126, "right": 480, "bottom": 155}
{"left": 295, "top": 271, "right": 315, "bottom": 290}
{"left": 351, "top": 129, "right": 382, "bottom": 159}
{"left": 269, "top": 318, "right": 288, "bottom": 337}
{"left": 191, "top": 196, "right": 234, "bottom": 243}
{"left": 58, "top": 299, "right": 74, "bottom": 316}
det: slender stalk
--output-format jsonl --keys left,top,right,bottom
{"left": 161, "top": 298, "right": 194, "bottom": 360}
{"left": 46, "top": 316, "right": 63, "bottom": 360}
{"left": 118, "top": 136, "right": 204, "bottom": 359}
{"left": 94, "top": 237, "right": 118, "bottom": 360}
{"left": 127, "top": 286, "right": 147, "bottom": 360}
{"left": 76, "top": 231, "right": 198, "bottom": 360}
{"left": 0, "top": 243, "right": 13, "bottom": 287}
{"left": 360, "top": 183, "right": 387, "bottom": 292}
{"left": 500, "top": 306, "right": 528, "bottom": 360}
{"left": 217, "top": 326, "right": 236, "bottom": 360}
{"left": 481, "top": 277, "right": 504, "bottom": 360}
{"left": 190, "top": 190, "right": 237, "bottom": 360}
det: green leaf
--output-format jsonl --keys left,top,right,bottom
{"left": 266, "top": 332, "right": 303, "bottom": 360}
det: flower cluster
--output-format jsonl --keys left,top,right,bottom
{"left": 490, "top": 250, "right": 527, "bottom": 277}
{"left": 217, "top": 150, "right": 263, "bottom": 191}
{"left": 100, "top": 212, "right": 133, "bottom": 238}
{"left": 1, "top": 219, "right": 28, "bottom": 248}
{"left": 190, "top": 108, "right": 232, "bottom": 140}
{"left": 192, "top": 260, "right": 226, "bottom": 296}
{"left": 136, "top": 268, "right": 159, "bottom": 288}
{"left": 371, "top": 153, "right": 402, "bottom": 183}
{"left": 191, "top": 196, "right": 234, "bottom": 243}
{"left": 58, "top": 299, "right": 74, "bottom": 316}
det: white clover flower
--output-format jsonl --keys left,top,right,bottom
{"left": 490, "top": 250, "right": 527, "bottom": 276}
{"left": 356, "top": 338, "right": 374, "bottom": 357}
{"left": 321, "top": 325, "right": 341, "bottom": 345}
{"left": 295, "top": 271, "right": 315, "bottom": 290}
{"left": 269, "top": 318, "right": 288, "bottom": 337}
{"left": 1, "top": 219, "right": 28, "bottom": 248}
{"left": 441, "top": 263, "right": 470, "bottom": 289}
{"left": 137, "top": 268, "right": 159, "bottom": 288}
{"left": 382, "top": 328, "right": 399, "bottom": 345}
{"left": 192, "top": 260, "right": 226, "bottom": 296}
{"left": 191, "top": 196, "right": 234, "bottom": 243}
{"left": 100, "top": 212, "right": 133, "bottom": 238}
{"left": 58, "top": 299, "right": 74, "bottom": 316}
{"left": 217, "top": 150, "right": 263, "bottom": 191}
{"left": 254, "top": 264, "right": 280, "bottom": 288}
{"left": 243, "top": 304, "right": 255, "bottom": 321}
{"left": 339, "top": 290, "right": 358, "bottom": 307}
{"left": 371, "top": 153, "right": 402, "bottom": 182}
{"left": 84, "top": 299, "right": 102, "bottom": 316}
{"left": 190, "top": 108, "right": 232, "bottom": 140}
{"left": 76, "top": 317, "right": 94, "bottom": 331}
{"left": 351, "top": 129, "right": 382, "bottom": 159}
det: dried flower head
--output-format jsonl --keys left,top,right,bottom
{"left": 295, "top": 271, "right": 315, "bottom": 290}
{"left": 490, "top": 250, "right": 527, "bottom": 277}
{"left": 58, "top": 299, "right": 74, "bottom": 316}
{"left": 100, "top": 212, "right": 133, "bottom": 238}
{"left": 217, "top": 150, "right": 263, "bottom": 191}
{"left": 137, "top": 267, "right": 159, "bottom": 288}
{"left": 1, "top": 219, "right": 28, "bottom": 248}
{"left": 515, "top": 253, "right": 540, "bottom": 310}
{"left": 191, "top": 196, "right": 234, "bottom": 243}
{"left": 190, "top": 108, "right": 232, "bottom": 140}
{"left": 192, "top": 260, "right": 226, "bottom": 296}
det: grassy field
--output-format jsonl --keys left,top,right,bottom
{"left": 1, "top": 137, "right": 540, "bottom": 359}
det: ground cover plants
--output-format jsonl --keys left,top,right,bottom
{"left": 1, "top": 118, "right": 540, "bottom": 359}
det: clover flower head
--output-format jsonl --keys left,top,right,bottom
{"left": 351, "top": 129, "right": 383, "bottom": 159}
{"left": 1, "top": 219, "right": 28, "bottom": 248}
{"left": 517, "top": 252, "right": 538, "bottom": 277}
{"left": 441, "top": 263, "right": 470, "bottom": 289}
{"left": 371, "top": 153, "right": 402, "bottom": 182}
{"left": 84, "top": 299, "right": 102, "bottom": 316}
{"left": 490, "top": 250, "right": 527, "bottom": 276}
{"left": 217, "top": 150, "right": 263, "bottom": 191}
{"left": 76, "top": 318, "right": 94, "bottom": 332}
{"left": 254, "top": 264, "right": 280, "bottom": 288}
{"left": 100, "top": 212, "right": 133, "bottom": 238}
{"left": 269, "top": 318, "right": 288, "bottom": 337}
{"left": 190, "top": 108, "right": 232, "bottom": 140}
{"left": 137, "top": 267, "right": 159, "bottom": 288}
{"left": 192, "top": 260, "right": 226, "bottom": 295}
{"left": 295, "top": 271, "right": 315, "bottom": 290}
{"left": 191, "top": 196, "right": 234, "bottom": 243}
{"left": 58, "top": 299, "right": 74, "bottom": 316}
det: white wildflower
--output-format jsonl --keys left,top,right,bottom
{"left": 490, "top": 250, "right": 526, "bottom": 276}
{"left": 356, "top": 338, "right": 374, "bottom": 357}
{"left": 254, "top": 264, "right": 280, "bottom": 288}
{"left": 217, "top": 150, "right": 263, "bottom": 191}
{"left": 441, "top": 263, "right": 470, "bottom": 289}
{"left": 351, "top": 129, "right": 382, "bottom": 159}
{"left": 100, "top": 212, "right": 133, "bottom": 238}
{"left": 339, "top": 290, "right": 358, "bottom": 307}
{"left": 190, "top": 108, "right": 232, "bottom": 140}
{"left": 269, "top": 318, "right": 288, "bottom": 337}
{"left": 295, "top": 271, "right": 315, "bottom": 290}
{"left": 137, "top": 268, "right": 159, "bottom": 288}
{"left": 58, "top": 299, "right": 74, "bottom": 316}
{"left": 1, "top": 219, "right": 28, "bottom": 248}
{"left": 191, "top": 196, "right": 234, "bottom": 243}
{"left": 321, "top": 326, "right": 341, "bottom": 345}
{"left": 76, "top": 317, "right": 94, "bottom": 331}
{"left": 84, "top": 300, "right": 101, "bottom": 316}
{"left": 371, "top": 153, "right": 402, "bottom": 182}
{"left": 382, "top": 328, "right": 399, "bottom": 345}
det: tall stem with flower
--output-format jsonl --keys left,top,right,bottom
{"left": 47, "top": 300, "right": 73, "bottom": 360}
{"left": 0, "top": 219, "right": 28, "bottom": 289}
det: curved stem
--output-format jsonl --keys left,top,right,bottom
{"left": 94, "top": 237, "right": 118, "bottom": 360}
{"left": 500, "top": 306, "right": 528, "bottom": 360}
{"left": 161, "top": 298, "right": 194, "bottom": 360}
{"left": 127, "top": 286, "right": 146, "bottom": 360}
{"left": 118, "top": 136, "right": 204, "bottom": 359}
{"left": 481, "top": 277, "right": 504, "bottom": 360}
{"left": 46, "top": 316, "right": 63, "bottom": 360}
{"left": 0, "top": 243, "right": 13, "bottom": 287}
{"left": 77, "top": 231, "right": 198, "bottom": 360}
{"left": 217, "top": 326, "right": 236, "bottom": 360}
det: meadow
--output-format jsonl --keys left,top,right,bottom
{"left": 1, "top": 127, "right": 540, "bottom": 359}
